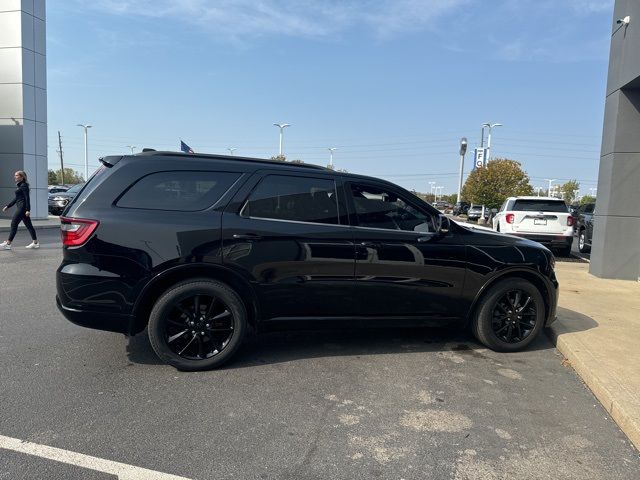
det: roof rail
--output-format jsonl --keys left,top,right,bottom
{"left": 137, "top": 151, "right": 329, "bottom": 171}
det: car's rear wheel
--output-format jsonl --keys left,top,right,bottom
{"left": 472, "top": 279, "right": 545, "bottom": 352}
{"left": 578, "top": 230, "right": 591, "bottom": 253}
{"left": 148, "top": 279, "right": 247, "bottom": 371}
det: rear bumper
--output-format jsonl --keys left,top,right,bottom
{"left": 56, "top": 295, "right": 134, "bottom": 334}
{"left": 509, "top": 233, "right": 573, "bottom": 248}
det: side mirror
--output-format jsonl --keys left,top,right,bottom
{"left": 437, "top": 215, "right": 450, "bottom": 234}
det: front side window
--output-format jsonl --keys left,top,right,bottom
{"left": 117, "top": 171, "right": 240, "bottom": 211}
{"left": 242, "top": 175, "right": 340, "bottom": 225}
{"left": 350, "top": 184, "right": 434, "bottom": 232}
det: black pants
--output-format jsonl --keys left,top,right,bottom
{"left": 8, "top": 209, "right": 37, "bottom": 242}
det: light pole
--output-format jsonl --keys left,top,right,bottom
{"left": 545, "top": 179, "right": 556, "bottom": 197}
{"left": 536, "top": 186, "right": 543, "bottom": 197}
{"left": 429, "top": 181, "right": 436, "bottom": 202}
{"left": 456, "top": 137, "right": 468, "bottom": 203}
{"left": 77, "top": 124, "right": 92, "bottom": 181}
{"left": 327, "top": 147, "right": 337, "bottom": 169}
{"left": 126, "top": 145, "right": 136, "bottom": 154}
{"left": 482, "top": 123, "right": 502, "bottom": 162}
{"left": 273, "top": 123, "right": 290, "bottom": 157}
{"left": 228, "top": 147, "right": 237, "bottom": 156}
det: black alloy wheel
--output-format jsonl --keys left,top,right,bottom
{"left": 578, "top": 230, "right": 591, "bottom": 253}
{"left": 163, "top": 294, "right": 235, "bottom": 360}
{"left": 491, "top": 289, "right": 537, "bottom": 343}
{"left": 472, "top": 278, "right": 545, "bottom": 352}
{"left": 148, "top": 279, "right": 247, "bottom": 370}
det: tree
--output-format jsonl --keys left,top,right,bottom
{"left": 442, "top": 193, "right": 457, "bottom": 205}
{"left": 48, "top": 168, "right": 84, "bottom": 185}
{"left": 461, "top": 158, "right": 534, "bottom": 209}
{"left": 579, "top": 195, "right": 596, "bottom": 205}
{"left": 559, "top": 180, "right": 580, "bottom": 203}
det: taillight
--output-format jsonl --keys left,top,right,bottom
{"left": 60, "top": 217, "right": 99, "bottom": 247}
{"left": 505, "top": 213, "right": 515, "bottom": 224}
{"left": 567, "top": 216, "right": 574, "bottom": 226}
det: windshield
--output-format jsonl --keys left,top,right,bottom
{"left": 512, "top": 200, "right": 568, "bottom": 212}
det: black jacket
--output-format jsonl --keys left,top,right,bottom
{"left": 5, "top": 181, "right": 31, "bottom": 211}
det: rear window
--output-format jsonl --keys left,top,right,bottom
{"left": 117, "top": 171, "right": 240, "bottom": 211}
{"left": 512, "top": 200, "right": 568, "bottom": 213}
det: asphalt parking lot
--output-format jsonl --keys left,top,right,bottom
{"left": 1, "top": 229, "right": 638, "bottom": 480}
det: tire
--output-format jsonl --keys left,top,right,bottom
{"left": 558, "top": 246, "right": 572, "bottom": 257}
{"left": 472, "top": 278, "right": 545, "bottom": 352}
{"left": 148, "top": 279, "right": 247, "bottom": 371}
{"left": 578, "top": 230, "right": 591, "bottom": 253}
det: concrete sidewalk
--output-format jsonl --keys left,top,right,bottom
{"left": 0, "top": 216, "right": 60, "bottom": 233}
{"left": 550, "top": 262, "right": 640, "bottom": 450}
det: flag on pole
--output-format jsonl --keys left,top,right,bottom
{"left": 180, "top": 140, "right": 194, "bottom": 154}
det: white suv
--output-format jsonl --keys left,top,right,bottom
{"left": 492, "top": 197, "right": 574, "bottom": 255}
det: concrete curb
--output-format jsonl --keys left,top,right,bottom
{"left": 0, "top": 223, "right": 60, "bottom": 233}
{"left": 547, "top": 326, "right": 640, "bottom": 451}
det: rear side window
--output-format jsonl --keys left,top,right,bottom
{"left": 512, "top": 200, "right": 569, "bottom": 213}
{"left": 242, "top": 175, "right": 340, "bottom": 225}
{"left": 117, "top": 171, "right": 240, "bottom": 211}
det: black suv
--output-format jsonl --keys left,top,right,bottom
{"left": 56, "top": 152, "right": 558, "bottom": 370}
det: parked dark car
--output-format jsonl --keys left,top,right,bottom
{"left": 48, "top": 183, "right": 85, "bottom": 215}
{"left": 56, "top": 152, "right": 558, "bottom": 370}
{"left": 467, "top": 205, "right": 489, "bottom": 221}
{"left": 452, "top": 201, "right": 470, "bottom": 216}
{"left": 576, "top": 202, "right": 595, "bottom": 253}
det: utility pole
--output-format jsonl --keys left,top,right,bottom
{"left": 57, "top": 131, "right": 65, "bottom": 185}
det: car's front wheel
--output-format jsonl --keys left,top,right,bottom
{"left": 148, "top": 279, "right": 247, "bottom": 371}
{"left": 472, "top": 278, "right": 545, "bottom": 352}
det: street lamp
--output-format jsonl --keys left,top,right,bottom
{"left": 327, "top": 147, "right": 337, "bottom": 169}
{"left": 228, "top": 147, "right": 237, "bottom": 156}
{"left": 273, "top": 123, "right": 290, "bottom": 157}
{"left": 456, "top": 137, "right": 468, "bottom": 203}
{"left": 429, "top": 181, "right": 436, "bottom": 201}
{"left": 126, "top": 145, "right": 136, "bottom": 154}
{"left": 482, "top": 123, "right": 502, "bottom": 162}
{"left": 77, "top": 124, "right": 92, "bottom": 181}
{"left": 545, "top": 179, "right": 556, "bottom": 197}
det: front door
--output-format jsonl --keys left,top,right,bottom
{"left": 222, "top": 172, "right": 356, "bottom": 320}
{"left": 347, "top": 182, "right": 467, "bottom": 320}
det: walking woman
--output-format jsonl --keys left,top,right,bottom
{"left": 1, "top": 171, "right": 39, "bottom": 250}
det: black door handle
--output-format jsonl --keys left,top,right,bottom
{"left": 232, "top": 233, "right": 262, "bottom": 240}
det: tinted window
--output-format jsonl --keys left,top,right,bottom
{"left": 512, "top": 200, "right": 568, "bottom": 213}
{"left": 350, "top": 184, "right": 434, "bottom": 232}
{"left": 118, "top": 171, "right": 240, "bottom": 211}
{"left": 242, "top": 175, "right": 340, "bottom": 224}
{"left": 584, "top": 203, "right": 595, "bottom": 214}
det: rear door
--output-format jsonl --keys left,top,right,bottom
{"left": 221, "top": 171, "right": 356, "bottom": 320}
{"left": 509, "top": 199, "right": 570, "bottom": 234}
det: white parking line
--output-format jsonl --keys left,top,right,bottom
{"left": 0, "top": 435, "right": 192, "bottom": 480}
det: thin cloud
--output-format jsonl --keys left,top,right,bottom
{"left": 85, "top": 0, "right": 468, "bottom": 40}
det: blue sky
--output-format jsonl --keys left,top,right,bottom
{"left": 46, "top": 0, "right": 614, "bottom": 195}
